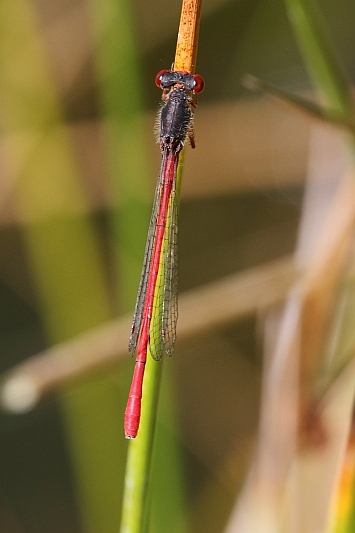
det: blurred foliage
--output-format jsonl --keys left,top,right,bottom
{"left": 0, "top": 0, "right": 355, "bottom": 532}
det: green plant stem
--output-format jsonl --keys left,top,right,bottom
{"left": 284, "top": 0, "right": 353, "bottom": 119}
{"left": 120, "top": 354, "right": 163, "bottom": 533}
{"left": 120, "top": 148, "right": 186, "bottom": 533}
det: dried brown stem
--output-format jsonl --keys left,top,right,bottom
{"left": 0, "top": 256, "right": 296, "bottom": 413}
{"left": 174, "top": 0, "right": 202, "bottom": 73}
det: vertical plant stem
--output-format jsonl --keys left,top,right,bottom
{"left": 121, "top": 159, "right": 186, "bottom": 533}
{"left": 120, "top": 1, "right": 203, "bottom": 531}
{"left": 283, "top": 0, "right": 353, "bottom": 118}
{"left": 120, "top": 354, "right": 163, "bottom": 533}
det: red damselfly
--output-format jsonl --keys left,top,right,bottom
{"left": 124, "top": 69, "right": 204, "bottom": 438}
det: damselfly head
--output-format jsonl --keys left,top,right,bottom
{"left": 155, "top": 70, "right": 204, "bottom": 94}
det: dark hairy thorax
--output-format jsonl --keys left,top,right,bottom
{"left": 159, "top": 88, "right": 193, "bottom": 153}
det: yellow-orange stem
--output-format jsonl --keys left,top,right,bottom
{"left": 174, "top": 0, "right": 202, "bottom": 73}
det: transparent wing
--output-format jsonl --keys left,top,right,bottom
{"left": 162, "top": 178, "right": 178, "bottom": 356}
{"left": 148, "top": 153, "right": 179, "bottom": 361}
{"left": 128, "top": 152, "right": 168, "bottom": 356}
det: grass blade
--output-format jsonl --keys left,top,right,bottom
{"left": 284, "top": 0, "right": 353, "bottom": 118}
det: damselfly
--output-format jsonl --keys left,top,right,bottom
{"left": 124, "top": 69, "right": 204, "bottom": 439}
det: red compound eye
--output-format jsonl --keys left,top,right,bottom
{"left": 155, "top": 70, "right": 170, "bottom": 88}
{"left": 193, "top": 74, "right": 204, "bottom": 93}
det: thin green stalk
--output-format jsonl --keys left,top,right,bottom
{"left": 283, "top": 0, "right": 353, "bottom": 118}
{"left": 120, "top": 0, "right": 202, "bottom": 528}
{"left": 120, "top": 354, "right": 163, "bottom": 533}
{"left": 120, "top": 151, "right": 185, "bottom": 533}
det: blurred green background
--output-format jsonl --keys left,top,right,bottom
{"left": 0, "top": 0, "right": 354, "bottom": 532}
